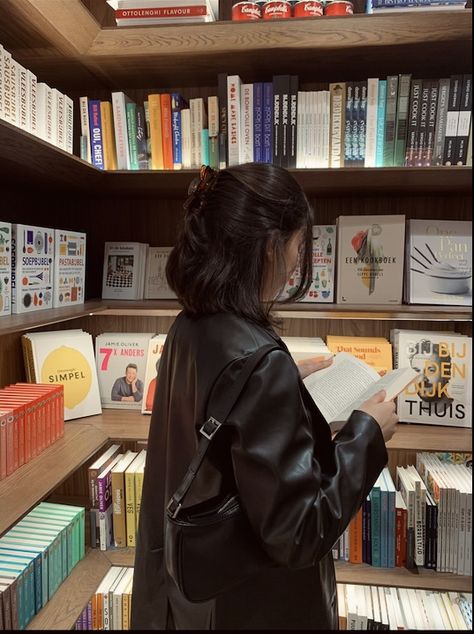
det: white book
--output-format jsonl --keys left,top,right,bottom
{"left": 227, "top": 75, "right": 242, "bottom": 166}
{"left": 52, "top": 88, "right": 65, "bottom": 150}
{"left": 365, "top": 78, "right": 379, "bottom": 167}
{"left": 64, "top": 95, "right": 74, "bottom": 154}
{"left": 388, "top": 586, "right": 406, "bottom": 630}
{"left": 397, "top": 587, "right": 417, "bottom": 630}
{"left": 1, "top": 48, "right": 12, "bottom": 123}
{"left": 112, "top": 91, "right": 133, "bottom": 169}
{"left": 308, "top": 92, "right": 316, "bottom": 168}
{"left": 0, "top": 44, "right": 5, "bottom": 120}
{"left": 396, "top": 466, "right": 416, "bottom": 568}
{"left": 370, "top": 585, "right": 381, "bottom": 628}
{"left": 11, "top": 223, "right": 55, "bottom": 313}
{"left": 95, "top": 332, "right": 154, "bottom": 410}
{"left": 27, "top": 70, "right": 37, "bottom": 136}
{"left": 315, "top": 92, "right": 322, "bottom": 167}
{"left": 36, "top": 82, "right": 54, "bottom": 143}
{"left": 424, "top": 590, "right": 447, "bottom": 630}
{"left": 382, "top": 586, "right": 398, "bottom": 630}
{"left": 25, "top": 329, "right": 102, "bottom": 420}
{"left": 189, "top": 97, "right": 206, "bottom": 168}
{"left": 112, "top": 567, "right": 134, "bottom": 630}
{"left": 53, "top": 229, "right": 86, "bottom": 308}
{"left": 0, "top": 221, "right": 12, "bottom": 316}
{"left": 17, "top": 63, "right": 29, "bottom": 132}
{"left": 406, "top": 464, "right": 426, "bottom": 567}
{"left": 144, "top": 246, "right": 176, "bottom": 299}
{"left": 345, "top": 584, "right": 358, "bottom": 630}
{"left": 240, "top": 83, "right": 253, "bottom": 164}
{"left": 445, "top": 465, "right": 463, "bottom": 575}
{"left": 281, "top": 336, "right": 331, "bottom": 363}
{"left": 415, "top": 589, "right": 435, "bottom": 630}
{"left": 377, "top": 587, "right": 389, "bottom": 630}
{"left": 405, "top": 588, "right": 425, "bottom": 631}
{"left": 9, "top": 59, "right": 20, "bottom": 127}
{"left": 208, "top": 95, "right": 219, "bottom": 139}
{"left": 98, "top": 454, "right": 123, "bottom": 551}
{"left": 181, "top": 108, "right": 192, "bottom": 169}
{"left": 142, "top": 334, "right": 167, "bottom": 414}
{"left": 105, "top": 566, "right": 128, "bottom": 630}
{"left": 102, "top": 242, "right": 146, "bottom": 300}
{"left": 329, "top": 82, "right": 346, "bottom": 168}
{"left": 79, "top": 96, "right": 92, "bottom": 162}
{"left": 95, "top": 567, "right": 125, "bottom": 631}
{"left": 303, "top": 351, "right": 419, "bottom": 432}
{"left": 296, "top": 92, "right": 304, "bottom": 169}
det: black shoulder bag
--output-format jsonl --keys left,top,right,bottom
{"left": 165, "top": 343, "right": 280, "bottom": 603}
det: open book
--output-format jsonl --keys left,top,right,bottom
{"left": 303, "top": 352, "right": 420, "bottom": 432}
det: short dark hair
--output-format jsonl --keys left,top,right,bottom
{"left": 126, "top": 363, "right": 138, "bottom": 371}
{"left": 166, "top": 163, "right": 313, "bottom": 328}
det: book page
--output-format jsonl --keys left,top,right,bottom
{"left": 303, "top": 352, "right": 380, "bottom": 422}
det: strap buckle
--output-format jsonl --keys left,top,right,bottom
{"left": 166, "top": 497, "right": 182, "bottom": 519}
{"left": 199, "top": 416, "right": 222, "bottom": 440}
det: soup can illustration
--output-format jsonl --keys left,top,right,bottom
{"left": 232, "top": 1, "right": 262, "bottom": 21}
{"left": 293, "top": 1, "right": 324, "bottom": 18}
{"left": 262, "top": 0, "right": 292, "bottom": 20}
{"left": 324, "top": 1, "right": 354, "bottom": 16}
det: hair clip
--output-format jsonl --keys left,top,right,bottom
{"left": 187, "top": 165, "right": 218, "bottom": 197}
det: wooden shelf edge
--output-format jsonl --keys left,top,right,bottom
{"left": 335, "top": 561, "right": 472, "bottom": 592}
{"left": 104, "top": 547, "right": 135, "bottom": 567}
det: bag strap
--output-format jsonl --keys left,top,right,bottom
{"left": 166, "top": 343, "right": 280, "bottom": 519}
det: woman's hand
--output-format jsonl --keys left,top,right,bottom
{"left": 358, "top": 390, "right": 398, "bottom": 443}
{"left": 297, "top": 355, "right": 333, "bottom": 380}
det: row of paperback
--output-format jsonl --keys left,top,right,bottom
{"left": 0, "top": 43, "right": 73, "bottom": 153}
{"left": 333, "top": 457, "right": 472, "bottom": 576}
{"left": 74, "top": 566, "right": 134, "bottom": 631}
{"left": 0, "top": 384, "right": 64, "bottom": 482}
{"left": 88, "top": 445, "right": 147, "bottom": 551}
{"left": 79, "top": 72, "right": 472, "bottom": 171}
{"left": 337, "top": 583, "right": 471, "bottom": 631}
{"left": 0, "top": 502, "right": 85, "bottom": 631}
{"left": 0, "top": 222, "right": 86, "bottom": 316}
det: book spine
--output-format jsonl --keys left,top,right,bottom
{"left": 135, "top": 468, "right": 145, "bottom": 530}
{"left": 364, "top": 78, "right": 378, "bottom": 167}
{"left": 387, "top": 490, "right": 396, "bottom": 568}
{"left": 101, "top": 101, "right": 117, "bottom": 170}
{"left": 343, "top": 83, "right": 353, "bottom": 166}
{"left": 27, "top": 70, "right": 37, "bottom": 137}
{"left": 112, "top": 93, "right": 131, "bottom": 169}
{"left": 55, "top": 90, "right": 66, "bottom": 150}
{"left": 349, "top": 508, "right": 363, "bottom": 564}
{"left": 432, "top": 78, "right": 451, "bottom": 166}
{"left": 148, "top": 94, "right": 164, "bottom": 170}
{"left": 217, "top": 72, "right": 228, "bottom": 168}
{"left": 272, "top": 75, "right": 283, "bottom": 166}
{"left": 136, "top": 104, "right": 148, "bottom": 170}
{"left": 423, "top": 81, "right": 438, "bottom": 166}
{"left": 126, "top": 102, "right": 139, "bottom": 170}
{"left": 112, "top": 472, "right": 126, "bottom": 548}
{"left": 454, "top": 74, "right": 472, "bottom": 165}
{"left": 375, "top": 79, "right": 387, "bottom": 167}
{"left": 329, "top": 82, "right": 346, "bottom": 168}
{"left": 171, "top": 103, "right": 182, "bottom": 170}
{"left": 383, "top": 75, "right": 398, "bottom": 167}
{"left": 64, "top": 95, "right": 74, "bottom": 155}
{"left": 443, "top": 75, "right": 463, "bottom": 165}
{"left": 240, "top": 83, "right": 254, "bottom": 164}
{"left": 181, "top": 108, "right": 191, "bottom": 169}
{"left": 405, "top": 78, "right": 422, "bottom": 167}
{"left": 350, "top": 83, "right": 360, "bottom": 166}
{"left": 395, "top": 506, "right": 403, "bottom": 567}
{"left": 393, "top": 74, "right": 411, "bottom": 166}
{"left": 88, "top": 100, "right": 105, "bottom": 170}
{"left": 18, "top": 64, "right": 28, "bottom": 132}
{"left": 79, "top": 97, "right": 91, "bottom": 162}
{"left": 9, "top": 60, "right": 20, "bottom": 127}
{"left": 227, "top": 75, "right": 242, "bottom": 166}
{"left": 2, "top": 51, "right": 12, "bottom": 124}
{"left": 263, "top": 82, "right": 273, "bottom": 164}
{"left": 357, "top": 81, "right": 367, "bottom": 167}
{"left": 380, "top": 486, "right": 388, "bottom": 567}
{"left": 201, "top": 128, "right": 209, "bottom": 165}
{"left": 125, "top": 470, "right": 136, "bottom": 547}
{"left": 0, "top": 45, "right": 5, "bottom": 121}
{"left": 370, "top": 488, "right": 381, "bottom": 567}
{"left": 253, "top": 82, "right": 263, "bottom": 163}
{"left": 207, "top": 95, "right": 219, "bottom": 169}
{"left": 288, "top": 75, "right": 298, "bottom": 168}
{"left": 160, "top": 93, "right": 173, "bottom": 170}
{"left": 415, "top": 80, "right": 430, "bottom": 167}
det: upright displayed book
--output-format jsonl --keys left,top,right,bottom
{"left": 102, "top": 242, "right": 148, "bottom": 300}
{"left": 405, "top": 219, "right": 472, "bottom": 306}
{"left": 142, "top": 334, "right": 167, "bottom": 414}
{"left": 11, "top": 224, "right": 54, "bottom": 314}
{"left": 95, "top": 333, "right": 154, "bottom": 410}
{"left": 21, "top": 329, "right": 102, "bottom": 420}
{"left": 326, "top": 336, "right": 393, "bottom": 376}
{"left": 336, "top": 215, "right": 406, "bottom": 304}
{"left": 0, "top": 221, "right": 11, "bottom": 316}
{"left": 279, "top": 225, "right": 336, "bottom": 303}
{"left": 144, "top": 247, "right": 176, "bottom": 299}
{"left": 53, "top": 229, "right": 86, "bottom": 308}
{"left": 392, "top": 329, "right": 472, "bottom": 428}
{"left": 106, "top": 0, "right": 218, "bottom": 26}
{"left": 281, "top": 337, "right": 332, "bottom": 363}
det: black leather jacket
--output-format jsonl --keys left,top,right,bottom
{"left": 131, "top": 311, "right": 388, "bottom": 630}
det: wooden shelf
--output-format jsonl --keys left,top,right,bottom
{"left": 26, "top": 549, "right": 110, "bottom": 631}
{"left": 88, "top": 410, "right": 151, "bottom": 442}
{"left": 1, "top": 119, "right": 471, "bottom": 196}
{"left": 0, "top": 423, "right": 108, "bottom": 536}
{"left": 335, "top": 561, "right": 472, "bottom": 593}
{"left": 104, "top": 547, "right": 135, "bottom": 568}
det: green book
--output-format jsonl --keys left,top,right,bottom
{"left": 36, "top": 503, "right": 85, "bottom": 561}
{"left": 201, "top": 128, "right": 209, "bottom": 166}
{"left": 0, "top": 564, "right": 29, "bottom": 629}
{"left": 383, "top": 75, "right": 398, "bottom": 167}
{"left": 27, "top": 511, "right": 76, "bottom": 572}
{"left": 18, "top": 518, "right": 69, "bottom": 580}
{"left": 126, "top": 102, "right": 139, "bottom": 170}
{"left": 0, "top": 548, "right": 42, "bottom": 616}
{"left": 0, "top": 537, "right": 50, "bottom": 607}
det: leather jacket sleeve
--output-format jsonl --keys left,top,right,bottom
{"left": 222, "top": 348, "right": 389, "bottom": 569}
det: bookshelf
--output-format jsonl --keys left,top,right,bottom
{"left": 0, "top": 0, "right": 471, "bottom": 629}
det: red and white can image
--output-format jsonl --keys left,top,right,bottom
{"left": 232, "top": 1, "right": 262, "bottom": 21}
{"left": 324, "top": 1, "right": 354, "bottom": 15}
{"left": 293, "top": 1, "right": 324, "bottom": 18}
{"left": 262, "top": 0, "right": 292, "bottom": 20}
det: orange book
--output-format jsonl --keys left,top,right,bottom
{"left": 0, "top": 395, "right": 24, "bottom": 470}
{"left": 8, "top": 386, "right": 49, "bottom": 450}
{"left": 348, "top": 507, "right": 363, "bottom": 564}
{"left": 2, "top": 388, "right": 43, "bottom": 459}
{"left": 101, "top": 101, "right": 118, "bottom": 170}
{"left": 15, "top": 383, "right": 64, "bottom": 442}
{"left": 0, "top": 408, "right": 14, "bottom": 480}
{"left": 148, "top": 94, "right": 164, "bottom": 170}
{"left": 160, "top": 93, "right": 173, "bottom": 170}
{"left": 326, "top": 336, "right": 393, "bottom": 377}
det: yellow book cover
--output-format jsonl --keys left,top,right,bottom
{"left": 100, "top": 101, "right": 118, "bottom": 170}
{"left": 148, "top": 94, "right": 164, "bottom": 170}
{"left": 122, "top": 571, "right": 134, "bottom": 630}
{"left": 326, "top": 335, "right": 393, "bottom": 376}
{"left": 134, "top": 450, "right": 147, "bottom": 531}
{"left": 111, "top": 451, "right": 136, "bottom": 548}
{"left": 125, "top": 454, "right": 141, "bottom": 546}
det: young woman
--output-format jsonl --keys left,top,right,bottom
{"left": 131, "top": 163, "right": 398, "bottom": 630}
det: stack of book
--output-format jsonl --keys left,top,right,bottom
{"left": 0, "top": 502, "right": 85, "bottom": 630}
{"left": 106, "top": 0, "right": 219, "bottom": 26}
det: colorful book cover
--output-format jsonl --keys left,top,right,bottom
{"left": 253, "top": 82, "right": 263, "bottom": 163}
{"left": 263, "top": 82, "right": 273, "bottom": 164}
{"left": 0, "top": 221, "right": 11, "bottom": 316}
{"left": 53, "top": 229, "right": 86, "bottom": 308}
{"left": 100, "top": 101, "right": 118, "bottom": 170}
{"left": 11, "top": 224, "right": 54, "bottom": 314}
{"left": 171, "top": 93, "right": 187, "bottom": 170}
{"left": 126, "top": 102, "right": 139, "bottom": 170}
{"left": 375, "top": 79, "right": 387, "bottom": 167}
{"left": 326, "top": 336, "right": 393, "bottom": 376}
{"left": 88, "top": 99, "right": 105, "bottom": 170}
{"left": 101, "top": 242, "right": 146, "bottom": 301}
{"left": 142, "top": 334, "right": 167, "bottom": 414}
{"left": 406, "top": 219, "right": 472, "bottom": 306}
{"left": 394, "top": 329, "right": 472, "bottom": 428}
{"left": 136, "top": 105, "right": 148, "bottom": 170}
{"left": 95, "top": 333, "right": 153, "bottom": 410}
{"left": 336, "top": 215, "right": 405, "bottom": 304}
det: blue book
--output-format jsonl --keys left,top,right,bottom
{"left": 382, "top": 468, "right": 396, "bottom": 568}
{"left": 370, "top": 475, "right": 382, "bottom": 567}
{"left": 263, "top": 82, "right": 273, "bottom": 164}
{"left": 88, "top": 99, "right": 104, "bottom": 170}
{"left": 0, "top": 537, "right": 49, "bottom": 607}
{"left": 201, "top": 129, "right": 210, "bottom": 166}
{"left": 375, "top": 80, "right": 387, "bottom": 167}
{"left": 0, "top": 548, "right": 42, "bottom": 615}
{"left": 0, "top": 563, "right": 31, "bottom": 629}
{"left": 171, "top": 93, "right": 187, "bottom": 169}
{"left": 253, "top": 83, "right": 264, "bottom": 163}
